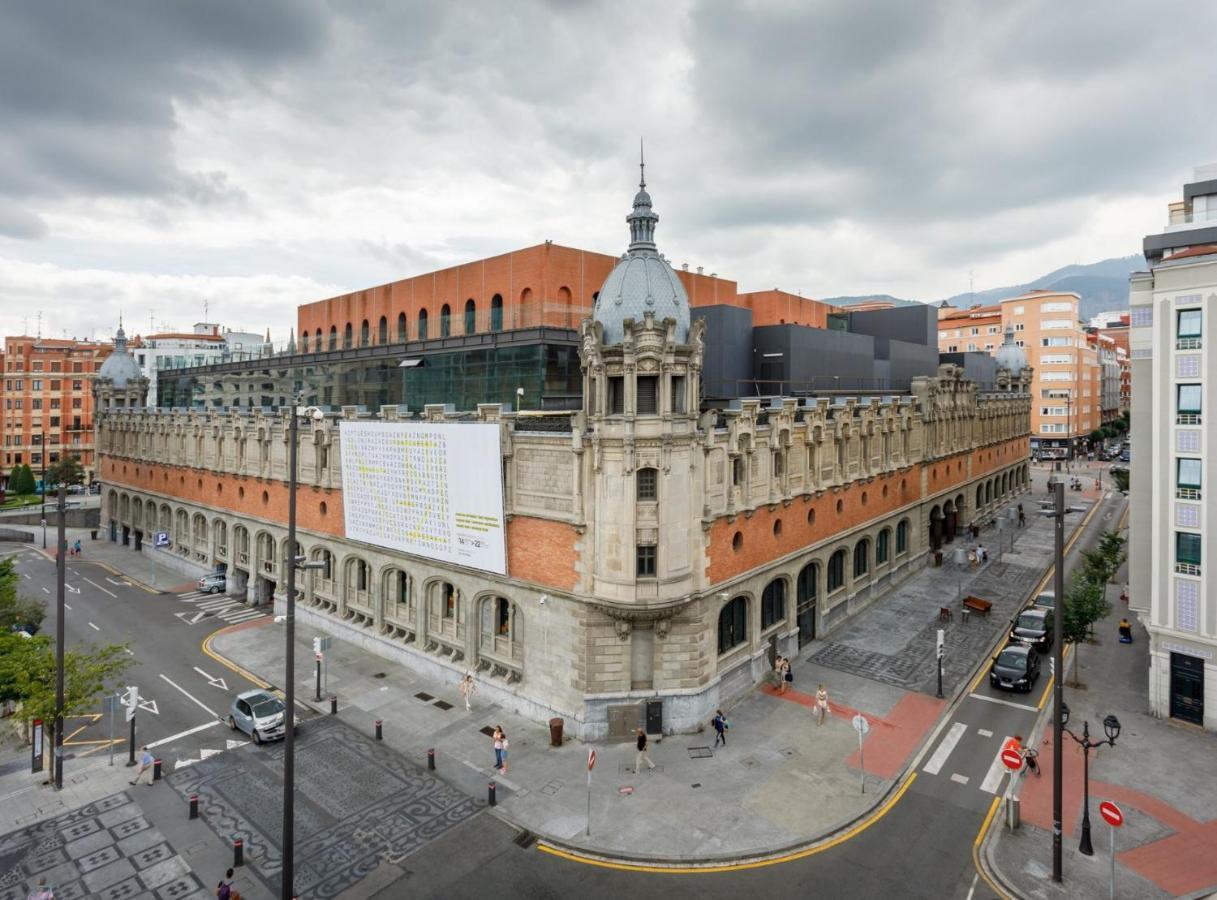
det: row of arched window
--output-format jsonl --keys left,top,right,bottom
{"left": 301, "top": 296, "right": 506, "bottom": 353}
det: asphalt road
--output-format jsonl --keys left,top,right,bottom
{"left": 5, "top": 544, "right": 289, "bottom": 774}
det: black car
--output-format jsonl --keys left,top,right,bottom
{"left": 1010, "top": 607, "right": 1053, "bottom": 652}
{"left": 989, "top": 644, "right": 1041, "bottom": 692}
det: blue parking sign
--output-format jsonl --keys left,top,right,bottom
{"left": 154, "top": 532, "right": 170, "bottom": 548}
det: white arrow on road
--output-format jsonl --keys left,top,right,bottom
{"left": 193, "top": 666, "right": 229, "bottom": 691}
{"left": 138, "top": 699, "right": 159, "bottom": 715}
{"left": 106, "top": 577, "right": 131, "bottom": 587}
{"left": 66, "top": 583, "right": 80, "bottom": 594}
{"left": 175, "top": 610, "right": 208, "bottom": 625}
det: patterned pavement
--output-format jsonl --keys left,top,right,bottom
{"left": 169, "top": 715, "right": 482, "bottom": 899}
{"left": 0, "top": 792, "right": 205, "bottom": 900}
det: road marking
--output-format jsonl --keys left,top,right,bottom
{"left": 197, "top": 597, "right": 242, "bottom": 612}
{"left": 84, "top": 577, "right": 117, "bottom": 598}
{"left": 225, "top": 609, "right": 265, "bottom": 623}
{"left": 66, "top": 583, "right": 80, "bottom": 594}
{"left": 950, "top": 773, "right": 970, "bottom": 785}
{"left": 923, "top": 722, "right": 968, "bottom": 775}
{"left": 64, "top": 603, "right": 71, "bottom": 611}
{"left": 158, "top": 673, "right": 219, "bottom": 718}
{"left": 145, "top": 719, "right": 222, "bottom": 749}
{"left": 968, "top": 692, "right": 1038, "bottom": 712}
{"left": 88, "top": 622, "right": 100, "bottom": 631}
{"left": 977, "top": 728, "right": 993, "bottom": 738}
{"left": 979, "top": 737, "right": 1016, "bottom": 794}
{"left": 22, "top": 573, "right": 31, "bottom": 580}
{"left": 972, "top": 795, "right": 1012, "bottom": 899}
{"left": 175, "top": 610, "right": 208, "bottom": 625}
{"left": 201, "top": 629, "right": 273, "bottom": 691}
{"left": 138, "top": 699, "right": 159, "bottom": 715}
{"left": 966, "top": 871, "right": 979, "bottom": 900}
{"left": 41, "top": 587, "right": 49, "bottom": 594}
{"left": 192, "top": 666, "right": 229, "bottom": 691}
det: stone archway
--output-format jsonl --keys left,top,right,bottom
{"left": 929, "top": 505, "right": 944, "bottom": 551}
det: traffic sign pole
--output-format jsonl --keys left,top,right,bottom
{"left": 1098, "top": 800, "right": 1123, "bottom": 900}
{"left": 586, "top": 748, "right": 596, "bottom": 836}
{"left": 852, "top": 715, "right": 870, "bottom": 794}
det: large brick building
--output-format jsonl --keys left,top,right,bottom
{"left": 95, "top": 172, "right": 1033, "bottom": 737}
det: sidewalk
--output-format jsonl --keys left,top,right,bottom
{"left": 29, "top": 526, "right": 204, "bottom": 595}
{"left": 984, "top": 558, "right": 1217, "bottom": 897}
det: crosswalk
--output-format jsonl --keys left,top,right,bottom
{"left": 174, "top": 590, "right": 268, "bottom": 626}
{"left": 921, "top": 721, "right": 1023, "bottom": 796}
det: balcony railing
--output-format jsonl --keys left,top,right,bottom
{"left": 1177, "top": 487, "right": 1202, "bottom": 501}
{"left": 1175, "top": 562, "right": 1202, "bottom": 576}
{"left": 1176, "top": 337, "right": 1202, "bottom": 350}
{"left": 1177, "top": 413, "right": 1202, "bottom": 425}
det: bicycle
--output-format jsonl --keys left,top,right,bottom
{"left": 1020, "top": 747, "right": 1040, "bottom": 778}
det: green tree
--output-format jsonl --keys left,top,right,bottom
{"left": 1061, "top": 574, "right": 1109, "bottom": 685}
{"left": 0, "top": 556, "right": 45, "bottom": 633}
{"left": 45, "top": 455, "right": 85, "bottom": 487}
{"left": 9, "top": 464, "right": 36, "bottom": 496}
{"left": 1097, "top": 530, "right": 1127, "bottom": 582}
{"left": 1110, "top": 467, "right": 1129, "bottom": 492}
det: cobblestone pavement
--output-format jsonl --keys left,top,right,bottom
{"left": 169, "top": 716, "right": 482, "bottom": 899}
{"left": 807, "top": 498, "right": 1085, "bottom": 696}
{"left": 0, "top": 792, "right": 205, "bottom": 900}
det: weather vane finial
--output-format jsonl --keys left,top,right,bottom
{"left": 639, "top": 138, "right": 646, "bottom": 190}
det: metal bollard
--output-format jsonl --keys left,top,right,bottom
{"left": 153, "top": 759, "right": 162, "bottom": 781}
{"left": 374, "top": 719, "right": 382, "bottom": 741}
{"left": 488, "top": 781, "right": 496, "bottom": 807}
{"left": 189, "top": 794, "right": 199, "bottom": 820}
{"left": 427, "top": 748, "right": 435, "bottom": 770}
{"left": 330, "top": 695, "right": 338, "bottom": 715}
{"left": 233, "top": 837, "right": 244, "bottom": 867}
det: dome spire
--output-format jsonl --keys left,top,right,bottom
{"left": 639, "top": 138, "right": 646, "bottom": 190}
{"left": 627, "top": 139, "right": 658, "bottom": 251}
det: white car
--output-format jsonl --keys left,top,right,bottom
{"left": 227, "top": 689, "right": 290, "bottom": 744}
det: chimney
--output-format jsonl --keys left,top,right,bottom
{"left": 697, "top": 267, "right": 704, "bottom": 275}
{"left": 682, "top": 263, "right": 689, "bottom": 271}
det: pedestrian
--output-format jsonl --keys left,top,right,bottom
{"left": 979, "top": 545, "right": 988, "bottom": 563}
{"left": 1021, "top": 747, "right": 1040, "bottom": 778}
{"left": 73, "top": 539, "right": 81, "bottom": 556}
{"left": 1118, "top": 618, "right": 1133, "bottom": 643}
{"left": 215, "top": 868, "right": 241, "bottom": 900}
{"left": 783, "top": 658, "right": 794, "bottom": 693}
{"left": 815, "top": 684, "right": 830, "bottom": 726}
{"left": 711, "top": 709, "right": 728, "bottom": 748}
{"left": 26, "top": 875, "right": 53, "bottom": 900}
{"left": 492, "top": 726, "right": 504, "bottom": 771}
{"left": 1017, "top": 503, "right": 1025, "bottom": 527}
{"left": 773, "top": 655, "right": 785, "bottom": 691}
{"left": 129, "top": 746, "right": 154, "bottom": 785}
{"left": 635, "top": 728, "right": 656, "bottom": 773}
{"left": 459, "top": 673, "right": 476, "bottom": 711}
{"left": 498, "top": 729, "right": 509, "bottom": 775}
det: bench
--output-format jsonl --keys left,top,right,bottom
{"left": 962, "top": 596, "right": 992, "bottom": 617}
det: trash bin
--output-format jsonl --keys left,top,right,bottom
{"left": 548, "top": 717, "right": 564, "bottom": 747}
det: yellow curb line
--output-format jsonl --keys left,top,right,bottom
{"left": 201, "top": 625, "right": 273, "bottom": 691}
{"left": 535, "top": 772, "right": 917, "bottom": 873}
{"left": 972, "top": 795, "right": 1012, "bottom": 900}
{"left": 82, "top": 560, "right": 164, "bottom": 595}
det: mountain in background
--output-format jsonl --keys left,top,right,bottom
{"left": 824, "top": 254, "right": 1144, "bottom": 322}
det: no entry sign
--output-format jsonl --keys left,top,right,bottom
{"left": 1001, "top": 746, "right": 1023, "bottom": 770}
{"left": 1099, "top": 800, "right": 1124, "bottom": 827}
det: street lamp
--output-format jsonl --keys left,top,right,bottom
{"left": 1060, "top": 703, "right": 1121, "bottom": 856}
{"left": 53, "top": 484, "right": 66, "bottom": 790}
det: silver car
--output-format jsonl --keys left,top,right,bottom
{"left": 227, "top": 689, "right": 288, "bottom": 744}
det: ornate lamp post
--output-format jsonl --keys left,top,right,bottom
{"left": 1060, "top": 702, "right": 1121, "bottom": 857}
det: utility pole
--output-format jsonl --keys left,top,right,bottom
{"left": 1050, "top": 480, "right": 1065, "bottom": 881}
{"left": 54, "top": 485, "right": 66, "bottom": 790}
{"left": 282, "top": 401, "right": 299, "bottom": 900}
{"left": 41, "top": 426, "right": 48, "bottom": 548}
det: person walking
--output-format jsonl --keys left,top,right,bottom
{"left": 773, "top": 656, "right": 785, "bottom": 692}
{"left": 492, "top": 726, "right": 504, "bottom": 771}
{"left": 1021, "top": 746, "right": 1040, "bottom": 778}
{"left": 498, "top": 730, "right": 509, "bottom": 775}
{"left": 1017, "top": 503, "right": 1025, "bottom": 527}
{"left": 711, "top": 709, "right": 728, "bottom": 748}
{"left": 73, "top": 539, "right": 81, "bottom": 556}
{"left": 26, "top": 875, "right": 53, "bottom": 900}
{"left": 459, "top": 673, "right": 477, "bottom": 711}
{"left": 215, "top": 868, "right": 239, "bottom": 900}
{"left": 635, "top": 728, "right": 656, "bottom": 773}
{"left": 815, "top": 684, "right": 830, "bottom": 726}
{"left": 782, "top": 658, "right": 794, "bottom": 694}
{"left": 129, "top": 746, "right": 154, "bottom": 785}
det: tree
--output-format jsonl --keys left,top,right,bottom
{"left": 1110, "top": 467, "right": 1129, "bottom": 492}
{"left": 0, "top": 556, "right": 45, "bottom": 633}
{"left": 1061, "top": 574, "right": 1109, "bottom": 686}
{"left": 45, "top": 455, "right": 85, "bottom": 487}
{"left": 1097, "top": 530, "right": 1127, "bottom": 582}
{"left": 9, "top": 464, "right": 36, "bottom": 496}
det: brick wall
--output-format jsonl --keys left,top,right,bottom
{"left": 506, "top": 515, "right": 580, "bottom": 592}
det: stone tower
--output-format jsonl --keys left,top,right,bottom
{"left": 93, "top": 320, "right": 150, "bottom": 411}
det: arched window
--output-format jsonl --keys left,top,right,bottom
{"left": 797, "top": 561, "right": 818, "bottom": 607}
{"left": 827, "top": 548, "right": 847, "bottom": 592}
{"left": 343, "top": 323, "right": 353, "bottom": 349}
{"left": 976, "top": 484, "right": 984, "bottom": 508}
{"left": 761, "top": 579, "right": 786, "bottom": 630}
{"left": 359, "top": 319, "right": 370, "bottom": 347}
{"left": 315, "top": 328, "right": 322, "bottom": 351}
{"left": 876, "top": 528, "right": 890, "bottom": 564}
{"left": 328, "top": 326, "right": 338, "bottom": 351}
{"left": 853, "top": 538, "right": 870, "bottom": 577}
{"left": 213, "top": 520, "right": 227, "bottom": 554}
{"left": 897, "top": 518, "right": 910, "bottom": 554}
{"left": 377, "top": 316, "right": 388, "bottom": 344}
{"left": 418, "top": 308, "right": 429, "bottom": 340}
{"left": 397, "top": 312, "right": 407, "bottom": 342}
{"left": 636, "top": 467, "right": 658, "bottom": 501}
{"left": 440, "top": 303, "right": 451, "bottom": 337}
{"left": 490, "top": 294, "right": 503, "bottom": 332}
{"left": 480, "top": 596, "right": 523, "bottom": 664}
{"left": 718, "top": 596, "right": 747, "bottom": 655}
{"left": 464, "top": 299, "right": 476, "bottom": 335}
{"left": 301, "top": 332, "right": 309, "bottom": 353}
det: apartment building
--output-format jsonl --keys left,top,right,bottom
{"left": 1, "top": 336, "right": 111, "bottom": 490}
{"left": 938, "top": 290, "right": 1100, "bottom": 459}
{"left": 1129, "top": 164, "right": 1217, "bottom": 730}
{"left": 128, "top": 324, "right": 229, "bottom": 407}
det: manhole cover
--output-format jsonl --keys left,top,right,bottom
{"left": 513, "top": 830, "right": 536, "bottom": 849}
{"left": 414, "top": 692, "right": 434, "bottom": 701}
{"left": 433, "top": 700, "right": 453, "bottom": 710}
{"left": 687, "top": 747, "right": 713, "bottom": 759}
{"left": 479, "top": 725, "right": 496, "bottom": 737}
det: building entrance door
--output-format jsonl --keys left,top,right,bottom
{"left": 133, "top": 530, "right": 142, "bottom": 551}
{"left": 796, "top": 562, "right": 817, "bottom": 647}
{"left": 1170, "top": 652, "right": 1205, "bottom": 725}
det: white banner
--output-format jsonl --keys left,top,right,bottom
{"left": 339, "top": 421, "right": 507, "bottom": 575}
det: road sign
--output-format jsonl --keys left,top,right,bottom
{"left": 587, "top": 748, "right": 596, "bottom": 771}
{"left": 123, "top": 686, "right": 139, "bottom": 722}
{"left": 1099, "top": 800, "right": 1123, "bottom": 827}
{"left": 1001, "top": 746, "right": 1023, "bottom": 770}
{"left": 154, "top": 532, "right": 170, "bottom": 548}
{"left": 936, "top": 629, "right": 945, "bottom": 660}
{"left": 313, "top": 636, "right": 332, "bottom": 653}
{"left": 852, "top": 714, "right": 870, "bottom": 735}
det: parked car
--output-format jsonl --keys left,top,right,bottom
{"left": 1032, "top": 590, "right": 1055, "bottom": 612}
{"left": 1119, "top": 449, "right": 1130, "bottom": 463}
{"left": 1010, "top": 607, "right": 1053, "bottom": 652}
{"left": 227, "top": 689, "right": 293, "bottom": 744}
{"left": 989, "top": 644, "right": 1041, "bottom": 692}
{"left": 197, "top": 572, "right": 227, "bottom": 594}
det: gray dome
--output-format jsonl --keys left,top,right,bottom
{"left": 97, "top": 324, "right": 143, "bottom": 388}
{"left": 995, "top": 326, "right": 1027, "bottom": 374}
{"left": 592, "top": 155, "right": 691, "bottom": 344}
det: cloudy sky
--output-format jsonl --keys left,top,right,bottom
{"left": 3, "top": 0, "right": 1215, "bottom": 344}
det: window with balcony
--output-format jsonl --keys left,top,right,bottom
{"left": 1177, "top": 308, "right": 1202, "bottom": 350}
{"left": 1176, "top": 531, "right": 1201, "bottom": 576}
{"left": 1177, "top": 384, "right": 1202, "bottom": 425}
{"left": 1177, "top": 458, "right": 1202, "bottom": 500}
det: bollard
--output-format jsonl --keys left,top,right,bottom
{"left": 374, "top": 719, "right": 382, "bottom": 741}
{"left": 427, "top": 748, "right": 435, "bottom": 770}
{"left": 153, "top": 759, "right": 162, "bottom": 782}
{"left": 233, "top": 837, "right": 244, "bottom": 868}
{"left": 189, "top": 794, "right": 199, "bottom": 820}
{"left": 488, "top": 781, "right": 496, "bottom": 807}
{"left": 330, "top": 695, "right": 338, "bottom": 715}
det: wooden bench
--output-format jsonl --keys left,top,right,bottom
{"left": 962, "top": 596, "right": 992, "bottom": 617}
